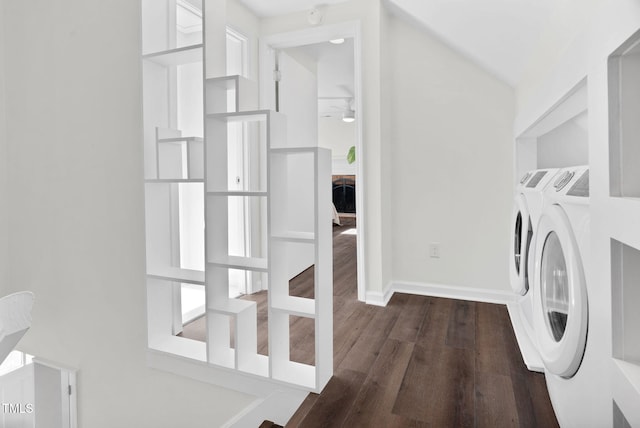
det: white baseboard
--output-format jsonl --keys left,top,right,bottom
{"left": 365, "top": 282, "right": 394, "bottom": 306}
{"left": 367, "top": 281, "right": 515, "bottom": 307}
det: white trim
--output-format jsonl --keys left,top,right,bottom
{"left": 365, "top": 281, "right": 394, "bottom": 306}
{"left": 221, "top": 389, "right": 308, "bottom": 428}
{"left": 373, "top": 281, "right": 515, "bottom": 307}
{"left": 258, "top": 21, "right": 367, "bottom": 303}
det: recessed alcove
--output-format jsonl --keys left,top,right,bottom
{"left": 613, "top": 400, "right": 632, "bottom": 428}
{"left": 609, "top": 30, "right": 640, "bottom": 199}
{"left": 515, "top": 79, "right": 588, "bottom": 177}
{"left": 611, "top": 239, "right": 640, "bottom": 365}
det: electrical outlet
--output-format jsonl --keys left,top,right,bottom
{"left": 429, "top": 243, "right": 441, "bottom": 258}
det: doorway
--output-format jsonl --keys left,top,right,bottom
{"left": 259, "top": 22, "right": 366, "bottom": 301}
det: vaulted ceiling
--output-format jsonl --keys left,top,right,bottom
{"left": 237, "top": 0, "right": 558, "bottom": 87}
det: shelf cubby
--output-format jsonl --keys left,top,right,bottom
{"left": 156, "top": 127, "right": 203, "bottom": 180}
{"left": 611, "top": 239, "right": 640, "bottom": 366}
{"left": 269, "top": 149, "right": 317, "bottom": 238}
{"left": 205, "top": 111, "right": 279, "bottom": 193}
{"left": 144, "top": 180, "right": 204, "bottom": 276}
{"left": 206, "top": 291, "right": 264, "bottom": 374}
{"left": 614, "top": 399, "right": 633, "bottom": 428}
{"left": 609, "top": 33, "right": 640, "bottom": 198}
{"left": 270, "top": 240, "right": 316, "bottom": 303}
{"left": 270, "top": 311, "right": 316, "bottom": 390}
{"left": 205, "top": 75, "right": 258, "bottom": 115}
{"left": 141, "top": 0, "right": 203, "bottom": 55}
{"left": 205, "top": 194, "right": 267, "bottom": 267}
{"left": 146, "top": 277, "right": 206, "bottom": 362}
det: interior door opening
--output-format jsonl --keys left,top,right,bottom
{"left": 261, "top": 23, "right": 364, "bottom": 301}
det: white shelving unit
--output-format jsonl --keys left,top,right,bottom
{"left": 268, "top": 148, "right": 332, "bottom": 390}
{"left": 608, "top": 31, "right": 640, "bottom": 427}
{"left": 204, "top": 88, "right": 332, "bottom": 392}
{"left": 142, "top": 0, "right": 206, "bottom": 360}
{"left": 205, "top": 75, "right": 258, "bottom": 114}
{"left": 142, "top": 0, "right": 332, "bottom": 394}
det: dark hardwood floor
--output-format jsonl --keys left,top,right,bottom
{"left": 182, "top": 218, "right": 559, "bottom": 427}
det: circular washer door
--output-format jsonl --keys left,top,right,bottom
{"left": 510, "top": 194, "right": 533, "bottom": 295}
{"left": 533, "top": 204, "right": 588, "bottom": 378}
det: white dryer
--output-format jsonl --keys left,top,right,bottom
{"left": 532, "top": 166, "right": 608, "bottom": 426}
{"left": 508, "top": 168, "right": 559, "bottom": 372}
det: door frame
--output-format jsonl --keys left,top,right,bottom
{"left": 259, "top": 21, "right": 366, "bottom": 301}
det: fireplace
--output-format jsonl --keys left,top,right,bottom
{"left": 332, "top": 175, "right": 356, "bottom": 214}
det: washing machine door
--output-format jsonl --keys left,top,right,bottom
{"left": 533, "top": 204, "right": 588, "bottom": 378}
{"left": 510, "top": 194, "right": 533, "bottom": 295}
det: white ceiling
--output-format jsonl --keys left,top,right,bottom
{"left": 238, "top": 0, "right": 350, "bottom": 18}
{"left": 387, "top": 0, "right": 556, "bottom": 86}
{"left": 237, "top": 0, "right": 558, "bottom": 88}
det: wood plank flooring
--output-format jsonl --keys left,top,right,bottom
{"left": 181, "top": 218, "right": 559, "bottom": 427}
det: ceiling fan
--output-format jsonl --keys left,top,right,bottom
{"left": 318, "top": 96, "right": 355, "bottom": 122}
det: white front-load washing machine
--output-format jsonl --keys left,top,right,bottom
{"left": 532, "top": 166, "right": 609, "bottom": 426}
{"left": 508, "top": 168, "right": 559, "bottom": 372}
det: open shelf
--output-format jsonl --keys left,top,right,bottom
{"left": 205, "top": 195, "right": 267, "bottom": 268}
{"left": 612, "top": 359, "right": 640, "bottom": 426}
{"left": 270, "top": 311, "right": 317, "bottom": 390}
{"left": 271, "top": 296, "right": 315, "bottom": 318}
{"left": 206, "top": 75, "right": 258, "bottom": 115}
{"left": 207, "top": 191, "right": 268, "bottom": 197}
{"left": 611, "top": 239, "right": 640, "bottom": 366}
{"left": 208, "top": 256, "right": 268, "bottom": 272}
{"left": 614, "top": 399, "right": 633, "bottom": 428}
{"left": 147, "top": 277, "right": 207, "bottom": 362}
{"left": 205, "top": 112, "right": 268, "bottom": 194}
{"left": 271, "top": 231, "right": 316, "bottom": 243}
{"left": 146, "top": 179, "right": 204, "bottom": 184}
{"left": 142, "top": 44, "right": 203, "bottom": 67}
{"left": 147, "top": 266, "right": 205, "bottom": 285}
{"left": 609, "top": 33, "right": 640, "bottom": 198}
{"left": 209, "top": 298, "right": 256, "bottom": 315}
{"left": 156, "top": 128, "right": 204, "bottom": 180}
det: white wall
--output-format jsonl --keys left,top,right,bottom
{"left": 2, "top": 0, "right": 253, "bottom": 426}
{"left": 318, "top": 117, "right": 356, "bottom": 172}
{"left": 0, "top": 2, "right": 7, "bottom": 293}
{"left": 387, "top": 14, "right": 515, "bottom": 291}
{"left": 536, "top": 110, "right": 588, "bottom": 169}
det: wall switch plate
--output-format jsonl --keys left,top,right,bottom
{"left": 429, "top": 243, "right": 441, "bottom": 258}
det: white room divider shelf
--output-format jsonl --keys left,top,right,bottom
{"left": 203, "top": 93, "right": 332, "bottom": 392}
{"left": 142, "top": 0, "right": 332, "bottom": 394}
